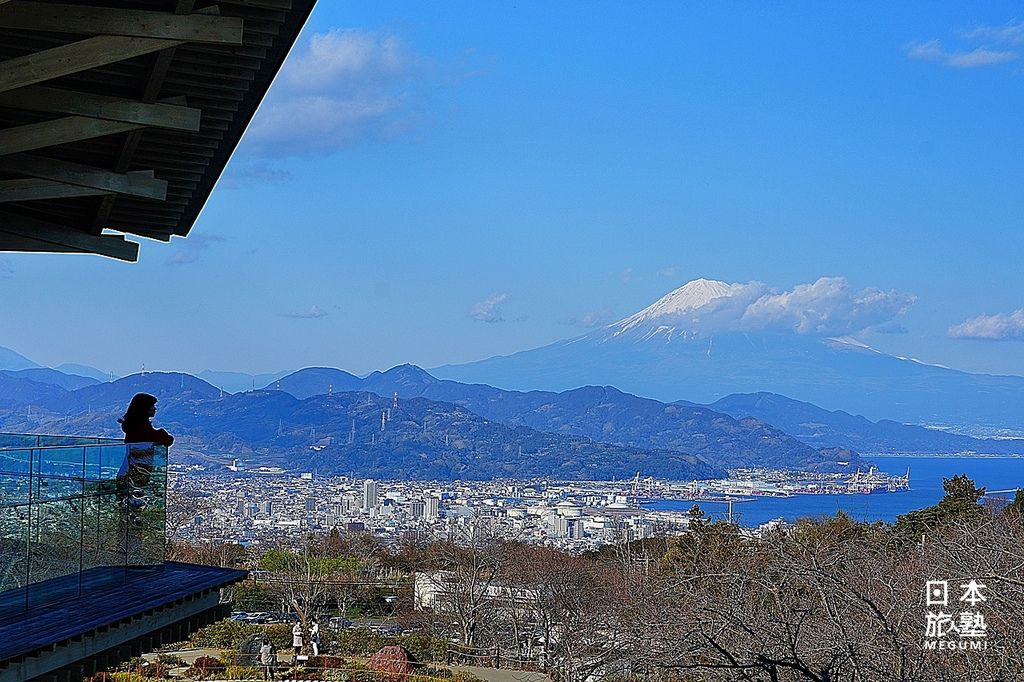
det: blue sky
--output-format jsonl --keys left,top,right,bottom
{"left": 2, "top": 1, "right": 1023, "bottom": 378}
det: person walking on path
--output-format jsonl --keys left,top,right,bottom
{"left": 310, "top": 618, "right": 320, "bottom": 657}
{"left": 292, "top": 621, "right": 304, "bottom": 661}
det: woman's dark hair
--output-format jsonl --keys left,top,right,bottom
{"left": 119, "top": 392, "right": 157, "bottom": 433}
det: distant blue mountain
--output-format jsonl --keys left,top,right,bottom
{"left": 272, "top": 365, "right": 864, "bottom": 472}
{"left": 54, "top": 363, "right": 112, "bottom": 382}
{"left": 0, "top": 346, "right": 39, "bottom": 371}
{"left": 698, "top": 392, "right": 1024, "bottom": 455}
{"left": 265, "top": 367, "right": 363, "bottom": 397}
{"left": 2, "top": 368, "right": 100, "bottom": 391}
{"left": 0, "top": 374, "right": 722, "bottom": 481}
{"left": 432, "top": 281, "right": 1024, "bottom": 430}
{"left": 34, "top": 372, "right": 223, "bottom": 415}
{"left": 199, "top": 369, "right": 292, "bottom": 394}
{"left": 0, "top": 373, "right": 65, "bottom": 410}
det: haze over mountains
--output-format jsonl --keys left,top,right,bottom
{"left": 0, "top": 356, "right": 879, "bottom": 479}
{"left": 434, "top": 279, "right": 1024, "bottom": 431}
{"left": 2, "top": 351, "right": 1022, "bottom": 483}
{"left": 2, "top": 276, "right": 1023, "bottom": 480}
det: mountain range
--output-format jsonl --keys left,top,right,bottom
{"left": 3, "top": 349, "right": 1023, "bottom": 481}
{"left": 268, "top": 365, "right": 860, "bottom": 471}
{"left": 0, "top": 371, "right": 721, "bottom": 480}
{"left": 432, "top": 279, "right": 1024, "bottom": 431}
{"left": 4, "top": 276, "right": 1024, "bottom": 481}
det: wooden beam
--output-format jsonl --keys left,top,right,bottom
{"left": 0, "top": 2, "right": 243, "bottom": 45}
{"left": 91, "top": 0, "right": 196, "bottom": 235}
{"left": 0, "top": 86, "right": 201, "bottom": 131}
{"left": 0, "top": 116, "right": 141, "bottom": 155}
{"left": 0, "top": 234, "right": 79, "bottom": 253}
{"left": 0, "top": 179, "right": 111, "bottom": 203}
{"left": 0, "top": 36, "right": 181, "bottom": 94}
{"left": 218, "top": 0, "right": 292, "bottom": 9}
{"left": 2, "top": 154, "right": 168, "bottom": 200}
{"left": 0, "top": 209, "right": 139, "bottom": 261}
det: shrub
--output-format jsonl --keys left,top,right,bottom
{"left": 116, "top": 657, "right": 149, "bottom": 672}
{"left": 184, "top": 656, "right": 226, "bottom": 679}
{"left": 140, "top": 663, "right": 170, "bottom": 679}
{"left": 325, "top": 630, "right": 447, "bottom": 662}
{"left": 322, "top": 671, "right": 349, "bottom": 682}
{"left": 222, "top": 665, "right": 263, "bottom": 680}
{"left": 308, "top": 655, "right": 349, "bottom": 669}
{"left": 418, "top": 665, "right": 453, "bottom": 679}
{"left": 395, "top": 634, "right": 447, "bottom": 663}
{"left": 190, "top": 620, "right": 260, "bottom": 649}
{"left": 453, "top": 671, "right": 483, "bottom": 682}
{"left": 154, "top": 654, "right": 187, "bottom": 668}
{"left": 190, "top": 620, "right": 294, "bottom": 651}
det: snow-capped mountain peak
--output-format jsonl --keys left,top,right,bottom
{"left": 606, "top": 278, "right": 751, "bottom": 338}
{"left": 637, "top": 278, "right": 743, "bottom": 314}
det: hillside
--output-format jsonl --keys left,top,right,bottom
{"left": 271, "top": 365, "right": 864, "bottom": 472}
{"left": 0, "top": 374, "right": 721, "bottom": 480}
{"left": 703, "top": 392, "right": 1024, "bottom": 455}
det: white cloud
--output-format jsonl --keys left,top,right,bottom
{"left": 658, "top": 266, "right": 680, "bottom": 279}
{"left": 164, "top": 234, "right": 223, "bottom": 266}
{"left": 740, "top": 277, "right": 917, "bottom": 335}
{"left": 621, "top": 268, "right": 634, "bottom": 283}
{"left": 282, "top": 30, "right": 411, "bottom": 89}
{"left": 581, "top": 309, "right": 615, "bottom": 327}
{"left": 959, "top": 20, "right": 1024, "bottom": 46}
{"left": 281, "top": 305, "right": 328, "bottom": 319}
{"left": 908, "top": 39, "right": 945, "bottom": 62}
{"left": 946, "top": 47, "right": 1018, "bottom": 67}
{"left": 949, "top": 309, "right": 1024, "bottom": 340}
{"left": 626, "top": 277, "right": 916, "bottom": 337}
{"left": 221, "top": 164, "right": 293, "bottom": 189}
{"left": 563, "top": 309, "right": 616, "bottom": 328}
{"left": 470, "top": 293, "right": 509, "bottom": 323}
{"left": 907, "top": 35, "right": 1018, "bottom": 68}
{"left": 244, "top": 29, "right": 429, "bottom": 157}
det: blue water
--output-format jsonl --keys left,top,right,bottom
{"left": 649, "top": 456, "right": 1024, "bottom": 527}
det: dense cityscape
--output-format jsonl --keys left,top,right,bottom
{"left": 170, "top": 463, "right": 912, "bottom": 553}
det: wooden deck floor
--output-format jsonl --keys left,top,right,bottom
{"left": 0, "top": 562, "right": 247, "bottom": 663}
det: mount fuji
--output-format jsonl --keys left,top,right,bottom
{"left": 434, "top": 279, "right": 1024, "bottom": 430}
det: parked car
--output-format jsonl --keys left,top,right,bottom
{"left": 327, "top": 616, "right": 354, "bottom": 630}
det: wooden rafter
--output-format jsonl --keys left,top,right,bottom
{"left": 0, "top": 36, "right": 181, "bottom": 94}
{"left": 91, "top": 0, "right": 196, "bottom": 234}
{"left": 3, "top": 154, "right": 168, "bottom": 200}
{"left": 0, "top": 86, "right": 201, "bottom": 131}
{"left": 0, "top": 179, "right": 111, "bottom": 203}
{"left": 0, "top": 2, "right": 244, "bottom": 44}
{"left": 0, "top": 0, "right": 316, "bottom": 260}
{"left": 0, "top": 209, "right": 139, "bottom": 261}
{"left": 0, "top": 115, "right": 141, "bottom": 155}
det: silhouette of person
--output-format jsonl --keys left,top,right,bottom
{"left": 117, "top": 393, "right": 173, "bottom": 505}
{"left": 120, "top": 393, "right": 174, "bottom": 446}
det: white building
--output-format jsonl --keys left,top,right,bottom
{"left": 363, "top": 479, "right": 379, "bottom": 510}
{"left": 425, "top": 496, "right": 440, "bottom": 519}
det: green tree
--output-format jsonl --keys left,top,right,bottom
{"left": 895, "top": 473, "right": 986, "bottom": 538}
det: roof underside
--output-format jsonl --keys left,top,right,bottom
{"left": 0, "top": 0, "right": 315, "bottom": 261}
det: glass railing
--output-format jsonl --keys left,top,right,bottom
{"left": 0, "top": 434, "right": 167, "bottom": 618}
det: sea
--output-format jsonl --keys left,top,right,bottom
{"left": 649, "top": 455, "right": 1024, "bottom": 528}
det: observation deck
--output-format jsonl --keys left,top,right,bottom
{"left": 0, "top": 434, "right": 245, "bottom": 682}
